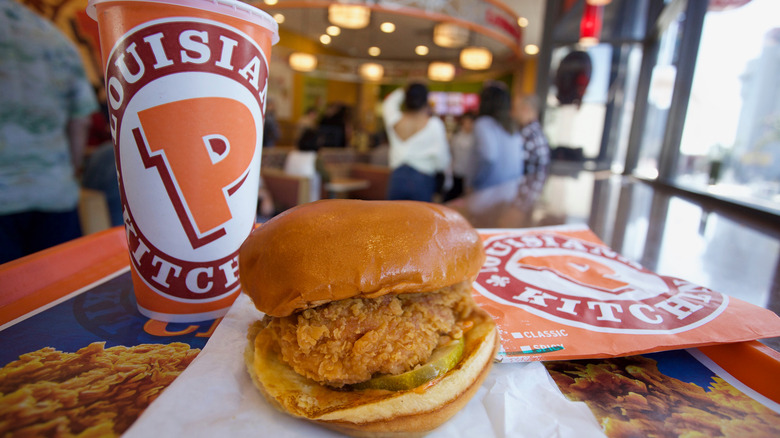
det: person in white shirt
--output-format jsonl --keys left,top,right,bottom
{"left": 383, "top": 84, "right": 451, "bottom": 202}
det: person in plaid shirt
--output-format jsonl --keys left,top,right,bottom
{"left": 514, "top": 94, "right": 550, "bottom": 179}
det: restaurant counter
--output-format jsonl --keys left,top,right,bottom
{"left": 2, "top": 169, "right": 780, "bottom": 437}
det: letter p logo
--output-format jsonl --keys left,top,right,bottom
{"left": 518, "top": 255, "right": 631, "bottom": 293}
{"left": 133, "top": 97, "right": 257, "bottom": 248}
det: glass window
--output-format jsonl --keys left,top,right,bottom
{"left": 544, "top": 44, "right": 612, "bottom": 162}
{"left": 636, "top": 11, "right": 685, "bottom": 179}
{"left": 609, "top": 43, "right": 643, "bottom": 173}
{"left": 675, "top": 0, "right": 780, "bottom": 214}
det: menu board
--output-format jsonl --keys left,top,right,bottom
{"left": 429, "top": 91, "right": 480, "bottom": 116}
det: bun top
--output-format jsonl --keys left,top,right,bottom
{"left": 239, "top": 200, "right": 485, "bottom": 317}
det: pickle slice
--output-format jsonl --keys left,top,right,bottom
{"left": 351, "top": 337, "right": 465, "bottom": 391}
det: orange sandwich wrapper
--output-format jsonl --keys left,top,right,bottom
{"left": 474, "top": 225, "right": 780, "bottom": 363}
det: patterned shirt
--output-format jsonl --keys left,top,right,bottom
{"left": 471, "top": 116, "right": 524, "bottom": 190}
{"left": 521, "top": 120, "right": 550, "bottom": 178}
{"left": 0, "top": 0, "right": 98, "bottom": 214}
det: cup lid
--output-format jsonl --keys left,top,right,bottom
{"left": 87, "top": 0, "right": 279, "bottom": 45}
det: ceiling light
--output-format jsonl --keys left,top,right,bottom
{"left": 380, "top": 22, "right": 395, "bottom": 33}
{"left": 517, "top": 17, "right": 529, "bottom": 27}
{"left": 524, "top": 44, "right": 540, "bottom": 55}
{"left": 460, "top": 46, "right": 492, "bottom": 70}
{"left": 368, "top": 46, "right": 381, "bottom": 56}
{"left": 326, "top": 25, "right": 341, "bottom": 36}
{"left": 273, "top": 13, "right": 285, "bottom": 24}
{"left": 415, "top": 45, "right": 429, "bottom": 56}
{"left": 359, "top": 62, "right": 384, "bottom": 81}
{"left": 264, "top": 0, "right": 278, "bottom": 5}
{"left": 433, "top": 22, "right": 468, "bottom": 48}
{"left": 328, "top": 3, "right": 370, "bottom": 29}
{"left": 289, "top": 52, "right": 317, "bottom": 72}
{"left": 428, "top": 62, "right": 455, "bottom": 82}
{"left": 586, "top": 0, "right": 612, "bottom": 5}
{"left": 320, "top": 34, "right": 332, "bottom": 44}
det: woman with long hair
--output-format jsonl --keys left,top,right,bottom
{"left": 470, "top": 82, "right": 524, "bottom": 190}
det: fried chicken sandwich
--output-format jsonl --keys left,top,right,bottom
{"left": 239, "top": 199, "right": 498, "bottom": 437}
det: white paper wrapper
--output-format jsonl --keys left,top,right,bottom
{"left": 124, "top": 294, "right": 605, "bottom": 437}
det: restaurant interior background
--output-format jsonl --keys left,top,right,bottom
{"left": 26, "top": 0, "right": 779, "bottom": 217}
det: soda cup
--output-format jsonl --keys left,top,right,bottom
{"left": 87, "top": 0, "right": 278, "bottom": 322}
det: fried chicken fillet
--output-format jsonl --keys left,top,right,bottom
{"left": 263, "top": 283, "right": 474, "bottom": 387}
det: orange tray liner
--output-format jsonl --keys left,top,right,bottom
{"left": 0, "top": 227, "right": 129, "bottom": 326}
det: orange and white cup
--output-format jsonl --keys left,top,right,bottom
{"left": 87, "top": 0, "right": 278, "bottom": 322}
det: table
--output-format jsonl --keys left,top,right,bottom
{"left": 2, "top": 170, "right": 779, "bottom": 437}
{"left": 324, "top": 176, "right": 370, "bottom": 198}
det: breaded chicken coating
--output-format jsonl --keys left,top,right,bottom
{"left": 263, "top": 282, "right": 475, "bottom": 387}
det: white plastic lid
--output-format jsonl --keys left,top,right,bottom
{"left": 86, "top": 0, "right": 279, "bottom": 45}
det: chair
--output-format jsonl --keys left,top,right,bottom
{"left": 283, "top": 150, "right": 321, "bottom": 203}
{"left": 261, "top": 168, "right": 312, "bottom": 213}
{"left": 318, "top": 147, "right": 356, "bottom": 178}
{"left": 261, "top": 146, "right": 294, "bottom": 170}
{"left": 348, "top": 163, "right": 392, "bottom": 200}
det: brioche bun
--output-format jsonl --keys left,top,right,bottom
{"left": 239, "top": 199, "right": 486, "bottom": 317}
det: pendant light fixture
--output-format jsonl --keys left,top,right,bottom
{"left": 459, "top": 29, "right": 492, "bottom": 71}
{"left": 289, "top": 52, "right": 317, "bottom": 72}
{"left": 433, "top": 22, "right": 469, "bottom": 48}
{"left": 328, "top": 2, "right": 370, "bottom": 29}
{"left": 460, "top": 46, "right": 492, "bottom": 70}
{"left": 428, "top": 62, "right": 455, "bottom": 82}
{"left": 359, "top": 62, "right": 384, "bottom": 81}
{"left": 289, "top": 10, "right": 317, "bottom": 72}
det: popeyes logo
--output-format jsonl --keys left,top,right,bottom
{"left": 105, "top": 18, "right": 267, "bottom": 301}
{"left": 474, "top": 233, "right": 728, "bottom": 333}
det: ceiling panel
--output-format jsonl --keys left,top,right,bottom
{"left": 255, "top": 0, "right": 545, "bottom": 80}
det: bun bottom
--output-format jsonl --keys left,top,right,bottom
{"left": 245, "top": 308, "right": 498, "bottom": 437}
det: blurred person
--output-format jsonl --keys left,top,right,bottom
{"left": 383, "top": 83, "right": 451, "bottom": 202}
{"left": 257, "top": 177, "right": 275, "bottom": 222}
{"left": 283, "top": 147, "right": 323, "bottom": 203}
{"left": 443, "top": 112, "right": 476, "bottom": 201}
{"left": 295, "top": 106, "right": 319, "bottom": 151}
{"left": 296, "top": 106, "right": 318, "bottom": 137}
{"left": 514, "top": 94, "right": 550, "bottom": 178}
{"left": 317, "top": 103, "right": 351, "bottom": 148}
{"left": 263, "top": 98, "right": 281, "bottom": 148}
{"left": 0, "top": 0, "right": 98, "bottom": 264}
{"left": 81, "top": 141, "right": 123, "bottom": 227}
{"left": 81, "top": 102, "right": 123, "bottom": 227}
{"left": 470, "top": 83, "right": 524, "bottom": 191}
